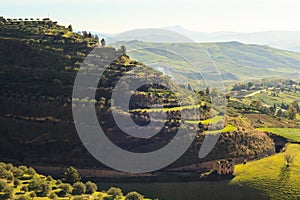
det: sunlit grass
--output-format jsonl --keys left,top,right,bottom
{"left": 257, "top": 127, "right": 300, "bottom": 142}
{"left": 231, "top": 144, "right": 300, "bottom": 200}
{"left": 203, "top": 124, "right": 237, "bottom": 135}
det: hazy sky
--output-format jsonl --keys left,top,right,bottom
{"left": 1, "top": 0, "right": 300, "bottom": 34}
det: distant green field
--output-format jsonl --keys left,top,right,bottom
{"left": 243, "top": 91, "right": 300, "bottom": 107}
{"left": 257, "top": 127, "right": 300, "bottom": 142}
{"left": 231, "top": 144, "right": 300, "bottom": 200}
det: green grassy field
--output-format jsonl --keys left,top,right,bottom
{"left": 242, "top": 91, "right": 300, "bottom": 107}
{"left": 185, "top": 115, "right": 224, "bottom": 125}
{"left": 257, "top": 127, "right": 300, "bottom": 142}
{"left": 204, "top": 124, "right": 237, "bottom": 135}
{"left": 231, "top": 144, "right": 300, "bottom": 200}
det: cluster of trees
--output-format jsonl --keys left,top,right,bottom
{"left": 232, "top": 82, "right": 255, "bottom": 91}
{"left": 0, "top": 163, "right": 37, "bottom": 199}
{"left": 0, "top": 16, "right": 100, "bottom": 55}
{"left": 285, "top": 104, "right": 298, "bottom": 120}
{"left": 0, "top": 163, "right": 146, "bottom": 200}
{"left": 269, "top": 101, "right": 299, "bottom": 120}
{"left": 249, "top": 100, "right": 299, "bottom": 120}
{"left": 81, "top": 31, "right": 100, "bottom": 41}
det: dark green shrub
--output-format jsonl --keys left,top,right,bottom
{"left": 26, "top": 167, "right": 36, "bottom": 176}
{"left": 63, "top": 167, "right": 81, "bottom": 184}
{"left": 125, "top": 192, "right": 144, "bottom": 200}
{"left": 14, "top": 178, "right": 21, "bottom": 187}
{"left": 20, "top": 185, "right": 28, "bottom": 192}
{"left": 72, "top": 182, "right": 86, "bottom": 195}
{"left": 46, "top": 175, "right": 53, "bottom": 182}
{"left": 39, "top": 182, "right": 51, "bottom": 197}
{"left": 85, "top": 181, "right": 97, "bottom": 194}
{"left": 59, "top": 183, "right": 72, "bottom": 196}
{"left": 107, "top": 187, "right": 123, "bottom": 198}
{"left": 18, "top": 166, "right": 28, "bottom": 172}
{"left": 55, "top": 179, "right": 62, "bottom": 185}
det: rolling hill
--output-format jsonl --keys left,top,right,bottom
{"left": 111, "top": 40, "right": 300, "bottom": 81}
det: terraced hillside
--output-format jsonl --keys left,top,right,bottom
{"left": 0, "top": 18, "right": 275, "bottom": 170}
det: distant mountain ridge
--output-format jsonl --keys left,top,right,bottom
{"left": 164, "top": 26, "right": 300, "bottom": 52}
{"left": 111, "top": 40, "right": 300, "bottom": 81}
{"left": 99, "top": 26, "right": 300, "bottom": 52}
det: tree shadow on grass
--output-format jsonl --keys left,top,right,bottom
{"left": 279, "top": 164, "right": 291, "bottom": 184}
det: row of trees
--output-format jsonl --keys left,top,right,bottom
{"left": 0, "top": 163, "right": 145, "bottom": 200}
{"left": 62, "top": 167, "right": 144, "bottom": 199}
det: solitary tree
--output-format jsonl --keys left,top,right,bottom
{"left": 286, "top": 105, "right": 297, "bottom": 120}
{"left": 292, "top": 101, "right": 300, "bottom": 113}
{"left": 250, "top": 100, "right": 263, "bottom": 110}
{"left": 120, "top": 45, "right": 126, "bottom": 54}
{"left": 206, "top": 87, "right": 210, "bottom": 95}
{"left": 285, "top": 154, "right": 294, "bottom": 167}
{"left": 101, "top": 38, "right": 106, "bottom": 47}
{"left": 68, "top": 24, "right": 73, "bottom": 32}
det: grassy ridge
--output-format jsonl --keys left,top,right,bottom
{"left": 257, "top": 127, "right": 300, "bottom": 142}
{"left": 231, "top": 144, "right": 300, "bottom": 200}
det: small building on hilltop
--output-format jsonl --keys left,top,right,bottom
{"left": 214, "top": 159, "right": 234, "bottom": 175}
